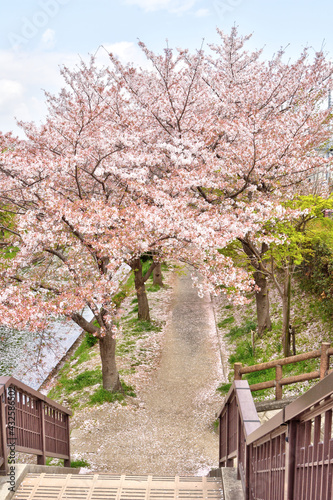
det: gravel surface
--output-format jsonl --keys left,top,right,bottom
{"left": 70, "top": 266, "right": 224, "bottom": 476}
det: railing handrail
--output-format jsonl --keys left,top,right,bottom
{"left": 217, "top": 380, "right": 261, "bottom": 438}
{"left": 246, "top": 370, "right": 333, "bottom": 445}
{"left": 237, "top": 347, "right": 332, "bottom": 374}
{"left": 0, "top": 376, "right": 71, "bottom": 474}
{"left": 234, "top": 341, "right": 332, "bottom": 400}
{"left": 218, "top": 370, "right": 333, "bottom": 499}
{"left": 0, "top": 376, "right": 72, "bottom": 415}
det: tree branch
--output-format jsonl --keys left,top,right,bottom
{"left": 44, "top": 248, "right": 68, "bottom": 263}
{"left": 71, "top": 312, "right": 100, "bottom": 336}
{"left": 143, "top": 261, "right": 157, "bottom": 282}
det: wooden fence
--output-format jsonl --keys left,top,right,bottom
{"left": 218, "top": 371, "right": 333, "bottom": 499}
{"left": 234, "top": 342, "right": 333, "bottom": 400}
{"left": 0, "top": 376, "right": 71, "bottom": 475}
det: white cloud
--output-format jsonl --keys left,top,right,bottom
{"left": 0, "top": 49, "right": 78, "bottom": 136}
{"left": 0, "top": 41, "right": 153, "bottom": 137}
{"left": 0, "top": 80, "right": 24, "bottom": 113}
{"left": 194, "top": 8, "right": 210, "bottom": 17}
{"left": 41, "top": 29, "right": 56, "bottom": 49}
{"left": 124, "top": 0, "right": 197, "bottom": 14}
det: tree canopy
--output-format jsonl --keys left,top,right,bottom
{"left": 0, "top": 28, "right": 332, "bottom": 389}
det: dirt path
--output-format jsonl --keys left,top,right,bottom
{"left": 70, "top": 267, "right": 223, "bottom": 475}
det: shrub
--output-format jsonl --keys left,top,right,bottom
{"left": 70, "top": 459, "right": 90, "bottom": 468}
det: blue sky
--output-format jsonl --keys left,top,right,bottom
{"left": 1, "top": 0, "right": 332, "bottom": 135}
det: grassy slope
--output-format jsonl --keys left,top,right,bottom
{"left": 217, "top": 278, "right": 333, "bottom": 401}
{"left": 47, "top": 260, "right": 168, "bottom": 409}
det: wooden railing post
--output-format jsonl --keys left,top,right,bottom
{"left": 64, "top": 414, "right": 71, "bottom": 467}
{"left": 225, "top": 404, "right": 232, "bottom": 467}
{"left": 320, "top": 342, "right": 330, "bottom": 379}
{"left": 245, "top": 443, "right": 250, "bottom": 500}
{"left": 234, "top": 363, "right": 243, "bottom": 380}
{"left": 275, "top": 364, "right": 283, "bottom": 400}
{"left": 285, "top": 420, "right": 297, "bottom": 500}
{"left": 0, "top": 388, "right": 8, "bottom": 475}
{"left": 37, "top": 401, "right": 46, "bottom": 465}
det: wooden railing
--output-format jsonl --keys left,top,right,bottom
{"left": 0, "top": 376, "right": 71, "bottom": 475}
{"left": 218, "top": 371, "right": 333, "bottom": 499}
{"left": 234, "top": 342, "right": 333, "bottom": 400}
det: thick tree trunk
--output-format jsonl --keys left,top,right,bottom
{"left": 153, "top": 262, "right": 164, "bottom": 286}
{"left": 240, "top": 240, "right": 272, "bottom": 336}
{"left": 254, "top": 270, "right": 272, "bottom": 337}
{"left": 136, "top": 282, "right": 150, "bottom": 321}
{"left": 132, "top": 257, "right": 151, "bottom": 321}
{"left": 282, "top": 273, "right": 291, "bottom": 358}
{"left": 71, "top": 312, "right": 122, "bottom": 393}
{"left": 99, "top": 331, "right": 122, "bottom": 392}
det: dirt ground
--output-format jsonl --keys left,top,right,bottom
{"left": 69, "top": 266, "right": 226, "bottom": 475}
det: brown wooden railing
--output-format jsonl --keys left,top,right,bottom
{"left": 234, "top": 342, "right": 333, "bottom": 400}
{"left": 0, "top": 376, "right": 71, "bottom": 474}
{"left": 218, "top": 371, "right": 333, "bottom": 499}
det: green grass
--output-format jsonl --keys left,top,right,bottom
{"left": 47, "top": 257, "right": 166, "bottom": 411}
{"left": 116, "top": 338, "right": 136, "bottom": 355}
{"left": 48, "top": 368, "right": 103, "bottom": 405}
{"left": 146, "top": 284, "right": 161, "bottom": 292}
{"left": 63, "top": 369, "right": 103, "bottom": 392}
{"left": 217, "top": 382, "right": 232, "bottom": 395}
{"left": 117, "top": 316, "right": 162, "bottom": 362}
{"left": 49, "top": 369, "right": 136, "bottom": 408}
{"left": 218, "top": 315, "right": 321, "bottom": 401}
{"left": 226, "top": 319, "right": 257, "bottom": 341}
{"left": 112, "top": 290, "right": 128, "bottom": 308}
{"left": 46, "top": 457, "right": 91, "bottom": 469}
{"left": 125, "top": 318, "right": 161, "bottom": 334}
{"left": 89, "top": 381, "right": 136, "bottom": 405}
{"left": 71, "top": 332, "right": 99, "bottom": 365}
{"left": 70, "top": 459, "right": 91, "bottom": 468}
{"left": 218, "top": 316, "right": 235, "bottom": 328}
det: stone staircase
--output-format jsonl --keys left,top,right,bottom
{"left": 11, "top": 472, "right": 223, "bottom": 500}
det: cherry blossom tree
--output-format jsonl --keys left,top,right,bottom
{"left": 199, "top": 30, "right": 332, "bottom": 351}
{"left": 200, "top": 31, "right": 332, "bottom": 353}
{"left": 111, "top": 29, "right": 333, "bottom": 345}
{"left": 0, "top": 53, "right": 216, "bottom": 391}
{"left": 0, "top": 59, "right": 182, "bottom": 391}
{"left": 0, "top": 28, "right": 332, "bottom": 395}
{"left": 109, "top": 38, "right": 255, "bottom": 298}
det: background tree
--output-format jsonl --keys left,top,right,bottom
{"left": 0, "top": 53, "right": 206, "bottom": 389}
{"left": 235, "top": 196, "right": 333, "bottom": 356}
{"left": 111, "top": 29, "right": 333, "bottom": 306}
{"left": 0, "top": 60, "right": 178, "bottom": 391}
{"left": 0, "top": 29, "right": 332, "bottom": 391}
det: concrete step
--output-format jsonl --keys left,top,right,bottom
{"left": 12, "top": 473, "right": 223, "bottom": 500}
{"left": 209, "top": 468, "right": 243, "bottom": 500}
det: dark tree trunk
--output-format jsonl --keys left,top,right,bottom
{"left": 240, "top": 239, "right": 272, "bottom": 337}
{"left": 282, "top": 272, "right": 292, "bottom": 358}
{"left": 71, "top": 312, "right": 122, "bottom": 392}
{"left": 136, "top": 281, "right": 150, "bottom": 321}
{"left": 99, "top": 331, "right": 122, "bottom": 392}
{"left": 254, "top": 270, "right": 272, "bottom": 337}
{"left": 130, "top": 257, "right": 156, "bottom": 321}
{"left": 153, "top": 262, "right": 164, "bottom": 286}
